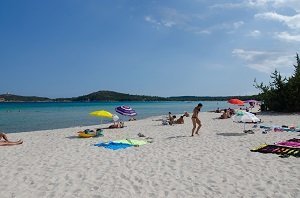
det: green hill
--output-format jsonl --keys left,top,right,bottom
{"left": 0, "top": 94, "right": 51, "bottom": 102}
{"left": 0, "top": 91, "right": 259, "bottom": 102}
{"left": 68, "top": 90, "right": 167, "bottom": 101}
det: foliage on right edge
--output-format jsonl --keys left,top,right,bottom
{"left": 254, "top": 53, "right": 300, "bottom": 112}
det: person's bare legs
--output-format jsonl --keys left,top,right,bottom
{"left": 195, "top": 118, "right": 202, "bottom": 135}
{"left": 191, "top": 118, "right": 197, "bottom": 136}
{"left": 0, "top": 140, "right": 23, "bottom": 146}
{"left": 0, "top": 133, "right": 9, "bottom": 142}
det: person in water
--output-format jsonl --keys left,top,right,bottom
{"left": 191, "top": 103, "right": 203, "bottom": 136}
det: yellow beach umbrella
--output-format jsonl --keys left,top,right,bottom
{"left": 90, "top": 110, "right": 113, "bottom": 118}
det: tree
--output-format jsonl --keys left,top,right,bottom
{"left": 255, "top": 53, "right": 300, "bottom": 112}
{"left": 286, "top": 53, "right": 300, "bottom": 111}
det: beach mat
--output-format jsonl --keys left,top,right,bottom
{"left": 251, "top": 140, "right": 300, "bottom": 157}
{"left": 275, "top": 138, "right": 300, "bottom": 148}
{"left": 94, "top": 142, "right": 133, "bottom": 150}
{"left": 113, "top": 139, "right": 147, "bottom": 146}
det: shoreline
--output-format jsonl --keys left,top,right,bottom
{"left": 1, "top": 101, "right": 227, "bottom": 133}
{"left": 1, "top": 112, "right": 299, "bottom": 197}
{"left": 5, "top": 109, "right": 300, "bottom": 134}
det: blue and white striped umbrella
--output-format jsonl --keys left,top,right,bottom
{"left": 115, "top": 106, "right": 137, "bottom": 116}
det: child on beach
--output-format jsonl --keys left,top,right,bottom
{"left": 191, "top": 103, "right": 203, "bottom": 136}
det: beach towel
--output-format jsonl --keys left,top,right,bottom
{"left": 259, "top": 125, "right": 300, "bottom": 132}
{"left": 113, "top": 139, "right": 147, "bottom": 146}
{"left": 251, "top": 139, "right": 300, "bottom": 157}
{"left": 275, "top": 138, "right": 300, "bottom": 148}
{"left": 94, "top": 142, "right": 133, "bottom": 150}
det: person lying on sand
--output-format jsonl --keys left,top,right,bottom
{"left": 108, "top": 121, "right": 124, "bottom": 129}
{"left": 0, "top": 132, "right": 23, "bottom": 146}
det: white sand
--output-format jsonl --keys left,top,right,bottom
{"left": 1, "top": 112, "right": 300, "bottom": 198}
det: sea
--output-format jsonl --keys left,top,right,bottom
{"left": 0, "top": 101, "right": 233, "bottom": 133}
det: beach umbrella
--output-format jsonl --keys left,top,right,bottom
{"left": 232, "top": 111, "right": 260, "bottom": 131}
{"left": 90, "top": 110, "right": 113, "bottom": 118}
{"left": 228, "top": 98, "right": 244, "bottom": 106}
{"left": 115, "top": 106, "right": 137, "bottom": 117}
{"left": 90, "top": 110, "right": 113, "bottom": 125}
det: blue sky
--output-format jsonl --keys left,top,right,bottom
{"left": 1, "top": 0, "right": 299, "bottom": 98}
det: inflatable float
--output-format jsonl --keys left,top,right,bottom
{"left": 77, "top": 129, "right": 103, "bottom": 138}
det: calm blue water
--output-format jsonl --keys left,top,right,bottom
{"left": 0, "top": 101, "right": 231, "bottom": 133}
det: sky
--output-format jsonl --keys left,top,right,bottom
{"left": 0, "top": 0, "right": 299, "bottom": 98}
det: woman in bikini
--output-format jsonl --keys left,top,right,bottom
{"left": 0, "top": 132, "right": 23, "bottom": 146}
{"left": 191, "top": 103, "right": 203, "bottom": 136}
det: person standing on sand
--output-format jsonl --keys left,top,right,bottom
{"left": 191, "top": 103, "right": 203, "bottom": 136}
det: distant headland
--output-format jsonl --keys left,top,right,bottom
{"left": 0, "top": 90, "right": 259, "bottom": 102}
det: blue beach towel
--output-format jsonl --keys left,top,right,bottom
{"left": 94, "top": 142, "right": 133, "bottom": 150}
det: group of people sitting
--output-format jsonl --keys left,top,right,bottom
{"left": 167, "top": 112, "right": 190, "bottom": 125}
{"left": 218, "top": 108, "right": 235, "bottom": 119}
{"left": 107, "top": 121, "right": 125, "bottom": 129}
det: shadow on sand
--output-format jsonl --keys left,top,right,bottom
{"left": 216, "top": 132, "right": 247, "bottom": 137}
{"left": 166, "top": 135, "right": 188, "bottom": 139}
{"left": 65, "top": 135, "right": 80, "bottom": 139}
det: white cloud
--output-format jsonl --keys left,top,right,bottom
{"left": 248, "top": 30, "right": 261, "bottom": 37}
{"left": 201, "top": 21, "right": 245, "bottom": 34}
{"left": 255, "top": 12, "right": 300, "bottom": 30}
{"left": 233, "top": 21, "right": 244, "bottom": 29}
{"left": 255, "top": 11, "right": 300, "bottom": 42}
{"left": 270, "top": 0, "right": 300, "bottom": 12}
{"left": 144, "top": 16, "right": 161, "bottom": 26}
{"left": 209, "top": 2, "right": 244, "bottom": 9}
{"left": 275, "top": 32, "right": 300, "bottom": 42}
{"left": 197, "top": 30, "right": 211, "bottom": 34}
{"left": 144, "top": 15, "right": 177, "bottom": 28}
{"left": 232, "top": 49, "right": 295, "bottom": 74}
{"left": 144, "top": 6, "right": 244, "bottom": 34}
{"left": 209, "top": 0, "right": 269, "bottom": 10}
{"left": 211, "top": 0, "right": 300, "bottom": 11}
{"left": 144, "top": 8, "right": 189, "bottom": 29}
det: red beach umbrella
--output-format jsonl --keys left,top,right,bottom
{"left": 228, "top": 98, "right": 244, "bottom": 105}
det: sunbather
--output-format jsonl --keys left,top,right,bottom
{"left": 108, "top": 121, "right": 124, "bottom": 129}
{"left": 0, "top": 132, "right": 23, "bottom": 146}
{"left": 174, "top": 116, "right": 184, "bottom": 124}
{"left": 220, "top": 109, "right": 230, "bottom": 119}
{"left": 167, "top": 112, "right": 176, "bottom": 125}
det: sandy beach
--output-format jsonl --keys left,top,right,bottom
{"left": 1, "top": 111, "right": 299, "bottom": 198}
